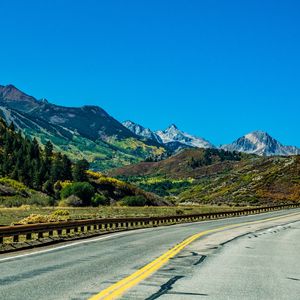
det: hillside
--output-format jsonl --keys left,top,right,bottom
{"left": 0, "top": 84, "right": 165, "bottom": 170}
{"left": 0, "top": 117, "right": 163, "bottom": 207}
{"left": 110, "top": 148, "right": 244, "bottom": 178}
{"left": 109, "top": 148, "right": 300, "bottom": 206}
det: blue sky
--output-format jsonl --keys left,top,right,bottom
{"left": 0, "top": 0, "right": 299, "bottom": 146}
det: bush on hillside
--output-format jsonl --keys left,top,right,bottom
{"left": 91, "top": 193, "right": 110, "bottom": 206}
{"left": 122, "top": 195, "right": 147, "bottom": 207}
{"left": 60, "top": 182, "right": 95, "bottom": 206}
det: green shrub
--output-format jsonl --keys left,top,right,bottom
{"left": 60, "top": 182, "right": 95, "bottom": 206}
{"left": 91, "top": 194, "right": 110, "bottom": 206}
{"left": 0, "top": 194, "right": 54, "bottom": 207}
{"left": 122, "top": 195, "right": 147, "bottom": 207}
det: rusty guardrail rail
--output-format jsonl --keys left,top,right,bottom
{"left": 1, "top": 203, "right": 299, "bottom": 245}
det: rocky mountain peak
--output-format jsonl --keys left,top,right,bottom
{"left": 167, "top": 123, "right": 178, "bottom": 130}
{"left": 122, "top": 120, "right": 162, "bottom": 143}
{"left": 156, "top": 125, "right": 214, "bottom": 149}
{"left": 222, "top": 131, "right": 300, "bottom": 156}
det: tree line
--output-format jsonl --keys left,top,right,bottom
{"left": 0, "top": 118, "right": 89, "bottom": 195}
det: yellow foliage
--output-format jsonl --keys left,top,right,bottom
{"left": 55, "top": 180, "right": 73, "bottom": 190}
{"left": 0, "top": 177, "right": 27, "bottom": 192}
{"left": 16, "top": 212, "right": 70, "bottom": 225}
{"left": 86, "top": 170, "right": 104, "bottom": 179}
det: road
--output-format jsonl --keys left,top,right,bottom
{"left": 126, "top": 217, "right": 300, "bottom": 300}
{"left": 0, "top": 208, "right": 299, "bottom": 300}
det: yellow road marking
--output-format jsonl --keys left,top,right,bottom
{"left": 88, "top": 211, "right": 300, "bottom": 300}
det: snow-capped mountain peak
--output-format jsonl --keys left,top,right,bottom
{"left": 222, "top": 130, "right": 300, "bottom": 156}
{"left": 123, "top": 121, "right": 215, "bottom": 151}
{"left": 155, "top": 124, "right": 214, "bottom": 149}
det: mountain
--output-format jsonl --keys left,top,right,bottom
{"left": 156, "top": 124, "right": 215, "bottom": 149}
{"left": 222, "top": 131, "right": 300, "bottom": 156}
{"left": 0, "top": 84, "right": 39, "bottom": 112}
{"left": 123, "top": 121, "right": 215, "bottom": 152}
{"left": 122, "top": 120, "right": 162, "bottom": 144}
{"left": 0, "top": 84, "right": 165, "bottom": 170}
{"left": 110, "top": 148, "right": 300, "bottom": 206}
{"left": 0, "top": 84, "right": 136, "bottom": 141}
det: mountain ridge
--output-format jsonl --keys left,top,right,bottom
{"left": 0, "top": 84, "right": 166, "bottom": 170}
{"left": 123, "top": 119, "right": 300, "bottom": 156}
{"left": 0, "top": 84, "right": 299, "bottom": 172}
{"left": 123, "top": 120, "right": 215, "bottom": 152}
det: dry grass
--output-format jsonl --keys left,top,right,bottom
{"left": 0, "top": 204, "right": 241, "bottom": 226}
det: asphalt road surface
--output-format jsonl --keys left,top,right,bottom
{"left": 0, "top": 208, "right": 299, "bottom": 300}
{"left": 126, "top": 216, "right": 300, "bottom": 300}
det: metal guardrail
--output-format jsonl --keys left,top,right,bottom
{"left": 0, "top": 203, "right": 299, "bottom": 245}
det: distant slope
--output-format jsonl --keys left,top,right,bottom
{"left": 110, "top": 148, "right": 300, "bottom": 205}
{"left": 222, "top": 131, "right": 300, "bottom": 156}
{"left": 0, "top": 84, "right": 165, "bottom": 170}
{"left": 179, "top": 155, "right": 300, "bottom": 206}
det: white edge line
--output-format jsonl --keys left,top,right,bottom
{"left": 0, "top": 230, "right": 145, "bottom": 263}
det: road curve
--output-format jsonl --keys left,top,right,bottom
{"left": 0, "top": 208, "right": 300, "bottom": 300}
{"left": 125, "top": 218, "right": 300, "bottom": 300}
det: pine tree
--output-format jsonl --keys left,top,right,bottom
{"left": 72, "top": 159, "right": 89, "bottom": 182}
{"left": 62, "top": 154, "right": 72, "bottom": 180}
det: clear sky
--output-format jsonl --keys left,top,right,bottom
{"left": 0, "top": 0, "right": 299, "bottom": 147}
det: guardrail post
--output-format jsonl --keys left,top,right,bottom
{"left": 38, "top": 232, "right": 43, "bottom": 239}
{"left": 13, "top": 235, "right": 19, "bottom": 243}
{"left": 26, "top": 233, "right": 32, "bottom": 240}
{"left": 0, "top": 236, "right": 3, "bottom": 244}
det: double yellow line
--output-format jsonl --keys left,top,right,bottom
{"left": 88, "top": 211, "right": 300, "bottom": 300}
